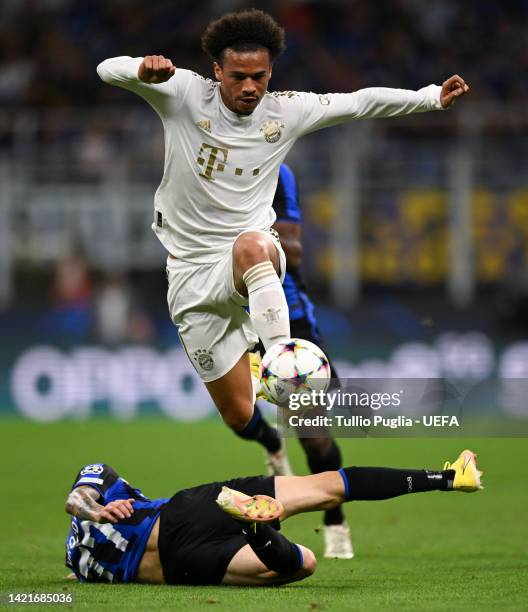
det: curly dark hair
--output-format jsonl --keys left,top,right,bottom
{"left": 201, "top": 9, "right": 286, "bottom": 63}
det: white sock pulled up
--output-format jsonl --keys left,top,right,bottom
{"left": 243, "top": 261, "right": 290, "bottom": 351}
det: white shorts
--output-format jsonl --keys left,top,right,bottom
{"left": 166, "top": 229, "right": 286, "bottom": 382}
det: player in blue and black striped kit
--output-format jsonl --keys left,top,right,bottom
{"left": 65, "top": 463, "right": 169, "bottom": 583}
{"left": 64, "top": 452, "right": 481, "bottom": 585}
{"left": 240, "top": 164, "right": 353, "bottom": 559}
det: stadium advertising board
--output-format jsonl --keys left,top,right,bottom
{"left": 1, "top": 332, "right": 528, "bottom": 430}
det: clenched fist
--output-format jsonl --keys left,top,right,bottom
{"left": 138, "top": 55, "right": 176, "bottom": 84}
{"left": 440, "top": 74, "right": 469, "bottom": 108}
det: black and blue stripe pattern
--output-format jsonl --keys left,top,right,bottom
{"left": 65, "top": 464, "right": 169, "bottom": 583}
{"left": 273, "top": 164, "right": 318, "bottom": 334}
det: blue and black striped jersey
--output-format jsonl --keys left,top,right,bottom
{"left": 65, "top": 464, "right": 168, "bottom": 583}
{"left": 273, "top": 164, "right": 318, "bottom": 337}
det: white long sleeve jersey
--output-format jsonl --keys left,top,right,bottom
{"left": 97, "top": 57, "right": 443, "bottom": 263}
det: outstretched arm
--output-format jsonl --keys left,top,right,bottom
{"left": 65, "top": 485, "right": 134, "bottom": 524}
{"left": 97, "top": 55, "right": 175, "bottom": 88}
{"left": 295, "top": 74, "right": 470, "bottom": 136}
{"left": 96, "top": 55, "right": 190, "bottom": 116}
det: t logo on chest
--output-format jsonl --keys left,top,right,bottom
{"left": 197, "top": 143, "right": 228, "bottom": 180}
{"left": 196, "top": 142, "right": 260, "bottom": 181}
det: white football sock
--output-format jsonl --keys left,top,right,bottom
{"left": 243, "top": 261, "right": 290, "bottom": 351}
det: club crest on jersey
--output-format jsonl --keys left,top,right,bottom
{"left": 80, "top": 464, "right": 104, "bottom": 476}
{"left": 193, "top": 348, "right": 214, "bottom": 371}
{"left": 318, "top": 95, "right": 330, "bottom": 106}
{"left": 260, "top": 120, "right": 284, "bottom": 143}
{"left": 262, "top": 307, "right": 282, "bottom": 324}
{"left": 195, "top": 119, "right": 212, "bottom": 133}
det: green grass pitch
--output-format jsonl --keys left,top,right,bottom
{"left": 1, "top": 418, "right": 527, "bottom": 611}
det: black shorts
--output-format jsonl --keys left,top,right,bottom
{"left": 158, "top": 475, "right": 277, "bottom": 585}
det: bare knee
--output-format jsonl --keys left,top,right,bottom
{"left": 233, "top": 233, "right": 272, "bottom": 272}
{"left": 221, "top": 406, "right": 253, "bottom": 432}
{"left": 298, "top": 546, "right": 317, "bottom": 577}
{"left": 233, "top": 232, "right": 269, "bottom": 268}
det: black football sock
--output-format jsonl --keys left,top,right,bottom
{"left": 339, "top": 466, "right": 456, "bottom": 501}
{"left": 235, "top": 404, "right": 281, "bottom": 454}
{"left": 304, "top": 440, "right": 345, "bottom": 525}
{"left": 241, "top": 522, "right": 303, "bottom": 575}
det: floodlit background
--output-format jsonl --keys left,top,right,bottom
{"left": 0, "top": 0, "right": 527, "bottom": 420}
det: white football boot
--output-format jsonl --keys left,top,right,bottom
{"left": 323, "top": 523, "right": 354, "bottom": 559}
{"left": 266, "top": 437, "right": 294, "bottom": 476}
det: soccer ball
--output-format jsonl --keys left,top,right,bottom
{"left": 260, "top": 338, "right": 331, "bottom": 407}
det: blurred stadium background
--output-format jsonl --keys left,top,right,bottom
{"left": 2, "top": 3, "right": 528, "bottom": 608}
{"left": 0, "top": 0, "right": 527, "bottom": 422}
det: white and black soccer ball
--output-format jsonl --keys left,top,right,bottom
{"left": 260, "top": 338, "right": 331, "bottom": 406}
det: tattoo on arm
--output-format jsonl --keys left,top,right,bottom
{"left": 65, "top": 486, "right": 103, "bottom": 521}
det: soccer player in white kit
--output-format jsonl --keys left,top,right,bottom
{"left": 97, "top": 11, "right": 468, "bottom": 452}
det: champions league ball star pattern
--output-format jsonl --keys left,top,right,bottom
{"left": 260, "top": 338, "right": 331, "bottom": 406}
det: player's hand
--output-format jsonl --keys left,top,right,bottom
{"left": 440, "top": 74, "right": 469, "bottom": 108}
{"left": 97, "top": 499, "right": 135, "bottom": 524}
{"left": 138, "top": 55, "right": 176, "bottom": 84}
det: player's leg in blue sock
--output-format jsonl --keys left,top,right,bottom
{"left": 235, "top": 403, "right": 281, "bottom": 453}
{"left": 205, "top": 354, "right": 282, "bottom": 457}
{"left": 274, "top": 464, "right": 463, "bottom": 519}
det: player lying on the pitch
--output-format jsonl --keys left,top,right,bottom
{"left": 65, "top": 450, "right": 482, "bottom": 585}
